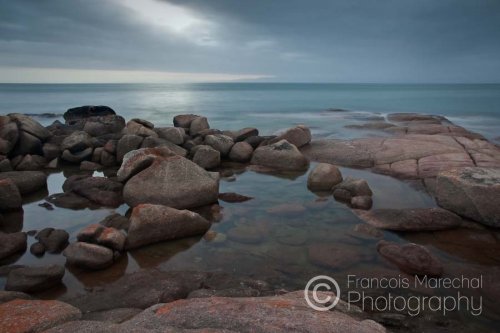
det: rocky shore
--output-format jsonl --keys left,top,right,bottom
{"left": 1, "top": 106, "right": 500, "bottom": 332}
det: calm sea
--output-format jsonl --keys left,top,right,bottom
{"left": 1, "top": 83, "right": 499, "bottom": 140}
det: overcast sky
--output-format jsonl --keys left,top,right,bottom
{"left": 1, "top": 0, "right": 499, "bottom": 83}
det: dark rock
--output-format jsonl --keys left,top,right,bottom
{"left": 377, "top": 240, "right": 443, "bottom": 277}
{"left": 173, "top": 114, "right": 200, "bottom": 128}
{"left": 64, "top": 105, "right": 116, "bottom": 122}
{"left": 5, "top": 265, "right": 65, "bottom": 293}
{"left": 0, "top": 209, "right": 24, "bottom": 233}
{"left": 63, "top": 242, "right": 114, "bottom": 270}
{"left": 232, "top": 127, "right": 259, "bottom": 142}
{"left": 0, "top": 291, "right": 33, "bottom": 304}
{"left": 244, "top": 135, "right": 266, "bottom": 148}
{"left": 30, "top": 242, "right": 46, "bottom": 256}
{"left": 82, "top": 115, "right": 125, "bottom": 136}
{"left": 126, "top": 204, "right": 210, "bottom": 249}
{"left": 15, "top": 154, "right": 47, "bottom": 171}
{"left": 100, "top": 150, "right": 117, "bottom": 167}
{"left": 63, "top": 176, "right": 123, "bottom": 207}
{"left": 36, "top": 228, "right": 69, "bottom": 253}
{"left": 334, "top": 177, "right": 373, "bottom": 197}
{"left": 0, "top": 171, "right": 47, "bottom": 194}
{"left": 99, "top": 213, "right": 130, "bottom": 231}
{"left": 0, "top": 158, "right": 12, "bottom": 172}
{"left": 228, "top": 141, "right": 253, "bottom": 162}
{"left": 116, "top": 134, "right": 143, "bottom": 162}
{"left": 61, "top": 147, "right": 93, "bottom": 163}
{"left": 192, "top": 145, "right": 220, "bottom": 169}
{"left": 46, "top": 192, "right": 93, "bottom": 210}
{"left": 0, "top": 178, "right": 22, "bottom": 210}
{"left": 251, "top": 139, "right": 309, "bottom": 171}
{"left": 356, "top": 208, "right": 463, "bottom": 231}
{"left": 12, "top": 130, "right": 43, "bottom": 156}
{"left": 307, "top": 163, "right": 343, "bottom": 191}
{"left": 80, "top": 161, "right": 102, "bottom": 171}
{"left": 218, "top": 192, "right": 253, "bottom": 203}
{"left": 0, "top": 116, "right": 19, "bottom": 155}
{"left": 0, "top": 232, "right": 27, "bottom": 260}
{"left": 42, "top": 143, "right": 61, "bottom": 161}
{"left": 61, "top": 131, "right": 92, "bottom": 153}
{"left": 9, "top": 113, "right": 51, "bottom": 141}
{"left": 124, "top": 119, "right": 157, "bottom": 137}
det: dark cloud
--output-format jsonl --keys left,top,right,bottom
{"left": 0, "top": 0, "right": 499, "bottom": 82}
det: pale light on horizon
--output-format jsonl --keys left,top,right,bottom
{"left": 0, "top": 67, "right": 274, "bottom": 84}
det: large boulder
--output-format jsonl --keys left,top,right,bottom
{"left": 12, "top": 130, "right": 43, "bottom": 156}
{"left": 377, "top": 240, "right": 443, "bottom": 277}
{"left": 192, "top": 145, "right": 220, "bottom": 169}
{"left": 8, "top": 113, "right": 51, "bottom": 141}
{"left": 0, "top": 171, "right": 47, "bottom": 194}
{"left": 204, "top": 134, "right": 234, "bottom": 156}
{"left": 121, "top": 291, "right": 386, "bottom": 333}
{"left": 355, "top": 208, "right": 462, "bottom": 231}
{"left": 82, "top": 115, "right": 125, "bottom": 136}
{"left": 0, "top": 116, "right": 19, "bottom": 155}
{"left": 251, "top": 140, "right": 309, "bottom": 171}
{"left": 173, "top": 114, "right": 200, "bottom": 128}
{"left": 307, "top": 163, "right": 343, "bottom": 191}
{"left": 63, "top": 175, "right": 123, "bottom": 207}
{"left": 126, "top": 204, "right": 210, "bottom": 249}
{"left": 140, "top": 137, "right": 187, "bottom": 156}
{"left": 60, "top": 131, "right": 92, "bottom": 153}
{"left": 119, "top": 149, "right": 219, "bottom": 209}
{"left": 64, "top": 105, "right": 116, "bottom": 122}
{"left": 0, "top": 178, "right": 22, "bottom": 210}
{"left": 155, "top": 127, "right": 185, "bottom": 145}
{"left": 436, "top": 167, "right": 500, "bottom": 227}
{"left": 272, "top": 125, "right": 311, "bottom": 148}
{"left": 63, "top": 242, "right": 114, "bottom": 270}
{"left": 0, "top": 299, "right": 81, "bottom": 332}
{"left": 231, "top": 127, "right": 259, "bottom": 142}
{"left": 124, "top": 119, "right": 157, "bottom": 137}
{"left": 5, "top": 265, "right": 65, "bottom": 293}
{"left": 0, "top": 232, "right": 27, "bottom": 260}
{"left": 189, "top": 116, "right": 209, "bottom": 136}
{"left": 116, "top": 134, "right": 144, "bottom": 162}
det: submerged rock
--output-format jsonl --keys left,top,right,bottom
{"left": 0, "top": 299, "right": 81, "bottom": 333}
{"left": 5, "top": 265, "right": 65, "bottom": 293}
{"left": 251, "top": 139, "right": 309, "bottom": 171}
{"left": 377, "top": 240, "right": 443, "bottom": 277}
{"left": 436, "top": 167, "right": 500, "bottom": 227}
{"left": 126, "top": 204, "right": 210, "bottom": 249}
{"left": 307, "top": 163, "right": 343, "bottom": 191}
{"left": 355, "top": 208, "right": 462, "bottom": 231}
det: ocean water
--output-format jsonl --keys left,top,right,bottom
{"left": 1, "top": 83, "right": 500, "bottom": 331}
{"left": 1, "top": 83, "right": 500, "bottom": 141}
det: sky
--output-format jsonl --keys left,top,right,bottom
{"left": 0, "top": 0, "right": 499, "bottom": 83}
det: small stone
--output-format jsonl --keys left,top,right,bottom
{"left": 63, "top": 242, "right": 114, "bottom": 270}
{"left": 30, "top": 242, "right": 46, "bottom": 256}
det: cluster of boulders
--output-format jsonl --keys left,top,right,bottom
{"left": 307, "top": 162, "right": 373, "bottom": 210}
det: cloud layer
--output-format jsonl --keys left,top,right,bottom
{"left": 1, "top": 0, "right": 499, "bottom": 82}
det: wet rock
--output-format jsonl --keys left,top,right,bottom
{"left": 0, "top": 209, "right": 23, "bottom": 233}
{"left": 30, "top": 242, "right": 46, "bottom": 256}
{"left": 12, "top": 130, "right": 43, "bottom": 156}
{"left": 64, "top": 105, "right": 116, "bottom": 122}
{"left": 205, "top": 134, "right": 234, "bottom": 156}
{"left": 307, "top": 163, "right": 343, "bottom": 191}
{"left": 63, "top": 175, "right": 123, "bottom": 207}
{"left": 332, "top": 188, "right": 352, "bottom": 202}
{"left": 46, "top": 192, "right": 93, "bottom": 210}
{"left": 0, "top": 116, "right": 19, "bottom": 155}
{"left": 126, "top": 204, "right": 210, "bottom": 249}
{"left": 173, "top": 114, "right": 200, "bottom": 128}
{"left": 122, "top": 291, "right": 386, "bottom": 333}
{"left": 61, "top": 147, "right": 93, "bottom": 163}
{"left": 0, "top": 171, "right": 47, "bottom": 194}
{"left": 251, "top": 139, "right": 309, "bottom": 171}
{"left": 350, "top": 195, "right": 373, "bottom": 210}
{"left": 120, "top": 149, "right": 219, "bottom": 209}
{"left": 5, "top": 265, "right": 65, "bottom": 293}
{"left": 231, "top": 127, "right": 259, "bottom": 142}
{"left": 116, "top": 134, "right": 144, "bottom": 162}
{"left": 15, "top": 154, "right": 47, "bottom": 171}
{"left": 35, "top": 228, "right": 69, "bottom": 253}
{"left": 229, "top": 141, "right": 254, "bottom": 162}
{"left": 37, "top": 202, "right": 54, "bottom": 210}
{"left": 0, "top": 178, "right": 22, "bottom": 210}
{"left": 355, "top": 208, "right": 462, "bottom": 231}
{"left": 82, "top": 115, "right": 125, "bottom": 136}
{"left": 99, "top": 213, "right": 130, "bottom": 231}
{"left": 436, "top": 167, "right": 500, "bottom": 227}
{"left": 244, "top": 135, "right": 266, "bottom": 148}
{"left": 189, "top": 116, "right": 210, "bottom": 136}
{"left": 218, "top": 192, "right": 253, "bottom": 203}
{"left": 272, "top": 125, "right": 311, "bottom": 148}
{"left": 100, "top": 150, "right": 117, "bottom": 167}
{"left": 155, "top": 127, "right": 185, "bottom": 145}
{"left": 0, "top": 232, "right": 27, "bottom": 260}
{"left": 61, "top": 131, "right": 92, "bottom": 153}
{"left": 192, "top": 145, "right": 221, "bottom": 169}
{"left": 42, "top": 143, "right": 61, "bottom": 161}
{"left": 308, "top": 244, "right": 364, "bottom": 269}
{"left": 377, "top": 240, "right": 443, "bottom": 277}
{"left": 0, "top": 299, "right": 81, "bottom": 332}
{"left": 77, "top": 224, "right": 126, "bottom": 251}
{"left": 63, "top": 242, "right": 114, "bottom": 270}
